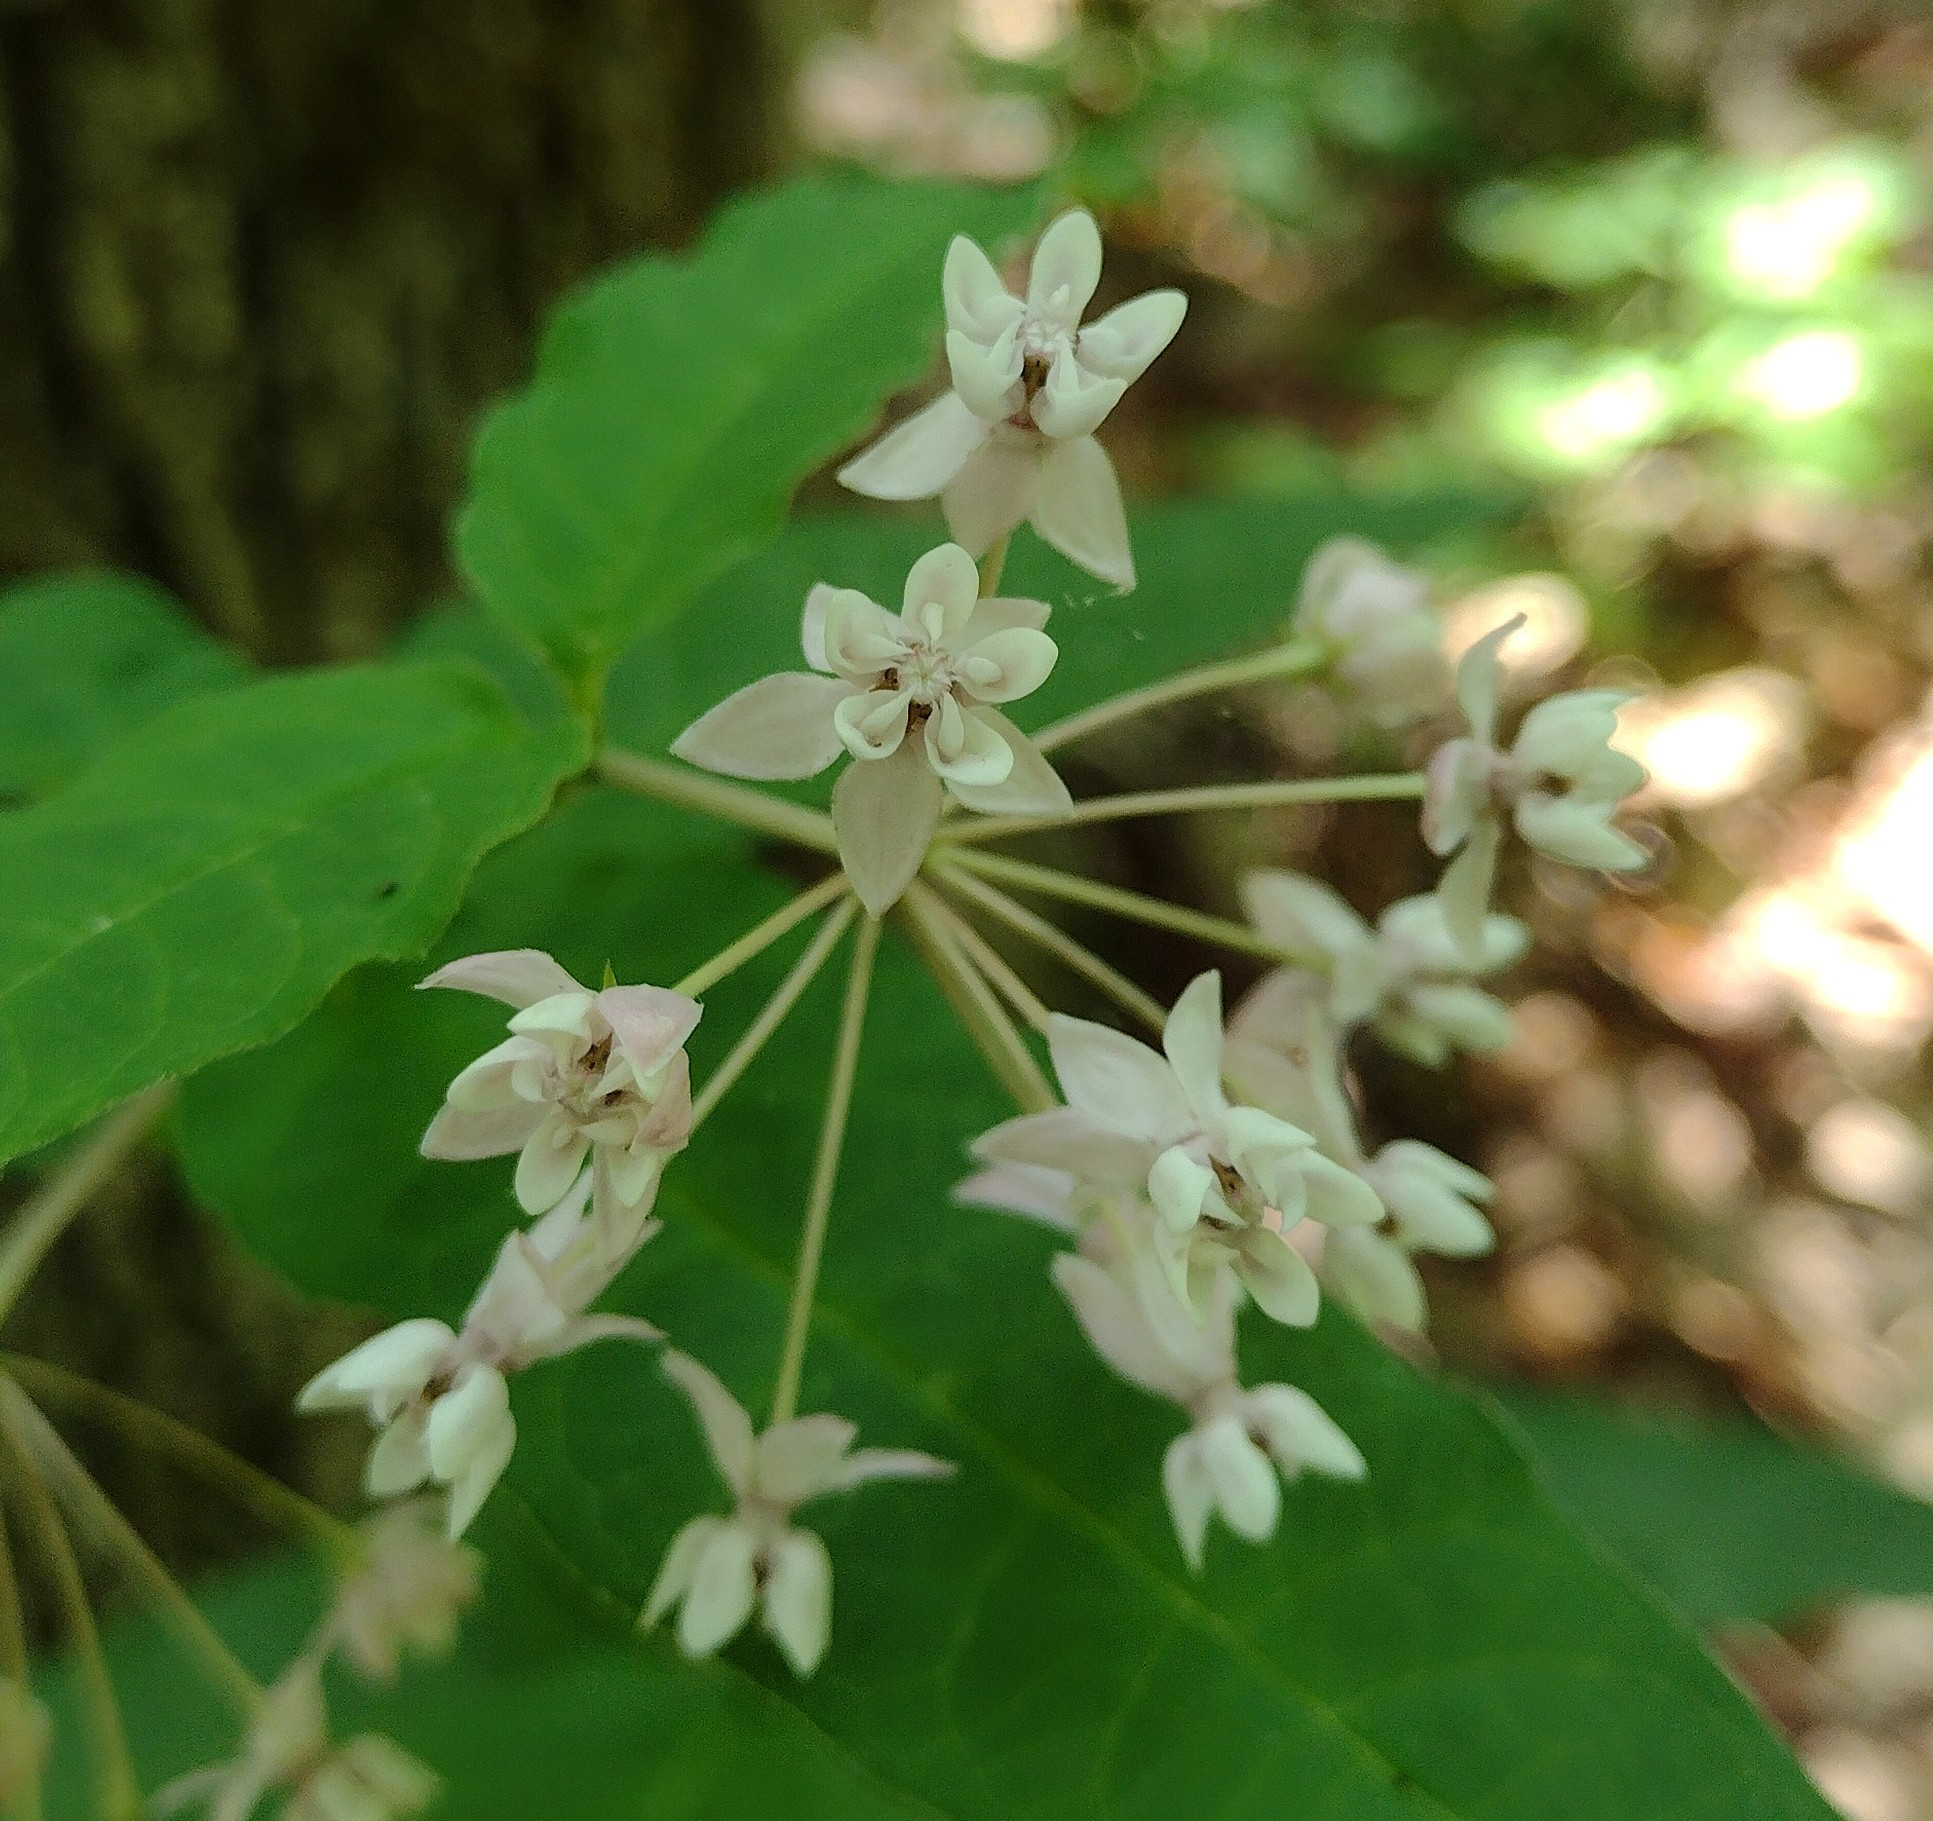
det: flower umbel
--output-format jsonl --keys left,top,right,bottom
{"left": 642, "top": 1351, "right": 952, "bottom": 1676}
{"left": 837, "top": 208, "right": 1186, "bottom": 588}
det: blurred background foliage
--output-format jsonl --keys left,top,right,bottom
{"left": 9, "top": 1, "right": 1933, "bottom": 1813}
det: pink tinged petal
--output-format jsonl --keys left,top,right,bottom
{"left": 661, "top": 1351, "right": 756, "bottom": 1496}
{"left": 955, "top": 626, "right": 1058, "bottom": 705}
{"left": 416, "top": 949, "right": 581, "bottom": 1008}
{"left": 943, "top": 232, "right": 1025, "bottom": 342}
{"left": 923, "top": 694, "right": 1013, "bottom": 788}
{"left": 1324, "top": 1226, "right": 1427, "bottom": 1332}
{"left": 1149, "top": 1146, "right": 1215, "bottom": 1236}
{"left": 901, "top": 541, "right": 982, "bottom": 641}
{"left": 676, "top": 1521, "right": 759, "bottom": 1659}
{"left": 837, "top": 391, "right": 990, "bottom": 501}
{"left": 1162, "top": 972, "right": 1227, "bottom": 1124}
{"left": 597, "top": 985, "right": 703, "bottom": 1078}
{"left": 944, "top": 710, "right": 1071, "bottom": 817}
{"left": 952, "top": 1160, "right": 1079, "bottom": 1227}
{"left": 1242, "top": 1383, "right": 1366, "bottom": 1480}
{"left": 1026, "top": 208, "right": 1104, "bottom": 328}
{"left": 1031, "top": 436, "right": 1134, "bottom": 590}
{"left": 1047, "top": 1013, "right": 1191, "bottom": 1139}
{"left": 298, "top": 1320, "right": 456, "bottom": 1418}
{"left": 754, "top": 1415, "right": 858, "bottom": 1506}
{"left": 832, "top": 739, "right": 942, "bottom": 917}
{"left": 513, "top": 1113, "right": 590, "bottom": 1217}
{"left": 833, "top": 687, "right": 913, "bottom": 762}
{"left": 831, "top": 1448, "right": 955, "bottom": 1491}
{"left": 762, "top": 1528, "right": 834, "bottom": 1677}
{"left": 941, "top": 433, "right": 1038, "bottom": 556}
{"left": 419, "top": 1100, "right": 543, "bottom": 1162}
{"left": 670, "top": 674, "right": 855, "bottom": 782}
{"left": 443, "top": 1036, "right": 550, "bottom": 1112}
{"left": 642, "top": 1515, "right": 724, "bottom": 1630}
{"left": 364, "top": 1410, "right": 433, "bottom": 1499}
{"left": 1076, "top": 289, "right": 1188, "bottom": 384}
{"left": 971, "top": 1106, "right": 1152, "bottom": 1188}
{"left": 1435, "top": 818, "right": 1502, "bottom": 963}
{"left": 464, "top": 1233, "right": 564, "bottom": 1362}
{"left": 946, "top": 325, "right": 1024, "bottom": 420}
{"left": 1161, "top": 1431, "right": 1213, "bottom": 1572}
{"left": 1052, "top": 1253, "right": 1197, "bottom": 1401}
{"left": 959, "top": 594, "right": 1052, "bottom": 640}
{"left": 1200, "top": 1414, "right": 1281, "bottom": 1543}
{"left": 1237, "top": 1226, "right": 1321, "bottom": 1326}
{"left": 636, "top": 1052, "right": 695, "bottom": 1147}
{"left": 1513, "top": 794, "right": 1648, "bottom": 870}
{"left": 1032, "top": 356, "right": 1127, "bottom": 440}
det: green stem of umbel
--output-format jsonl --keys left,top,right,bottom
{"left": 673, "top": 871, "right": 849, "bottom": 999}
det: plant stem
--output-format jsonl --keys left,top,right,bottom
{"left": 942, "top": 847, "right": 1326, "bottom": 972}
{"left": 928, "top": 862, "right": 1167, "bottom": 1033}
{"left": 0, "top": 1084, "right": 175, "bottom": 1332}
{"left": 898, "top": 887, "right": 1056, "bottom": 1114}
{"left": 691, "top": 900, "right": 857, "bottom": 1131}
{"left": 977, "top": 533, "right": 1011, "bottom": 598}
{"left": 911, "top": 889, "right": 1051, "bottom": 1033}
{"left": 1, "top": 1380, "right": 259, "bottom": 1717}
{"left": 596, "top": 747, "right": 838, "bottom": 857}
{"left": 1029, "top": 639, "right": 1329, "bottom": 755}
{"left": 769, "top": 916, "right": 881, "bottom": 1428}
{"left": 672, "top": 872, "right": 849, "bottom": 999}
{"left": 943, "top": 770, "right": 1427, "bottom": 846}
{"left": 0, "top": 1502, "right": 40, "bottom": 1821}
{"left": 3, "top": 1355, "right": 353, "bottom": 1558}
{"left": 0, "top": 1409, "right": 138, "bottom": 1820}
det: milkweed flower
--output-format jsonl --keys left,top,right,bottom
{"left": 327, "top": 1501, "right": 481, "bottom": 1682}
{"left": 298, "top": 1185, "right": 662, "bottom": 1538}
{"left": 418, "top": 948, "right": 699, "bottom": 1259}
{"left": 972, "top": 972, "right": 1383, "bottom": 1326}
{"left": 837, "top": 208, "right": 1186, "bottom": 589}
{"left": 642, "top": 1352, "right": 952, "bottom": 1676}
{"left": 1294, "top": 537, "right": 1450, "bottom": 725}
{"left": 673, "top": 541, "right": 1070, "bottom": 915}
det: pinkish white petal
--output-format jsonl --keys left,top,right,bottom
{"left": 1161, "top": 1432, "right": 1213, "bottom": 1572}
{"left": 923, "top": 693, "right": 1013, "bottom": 787}
{"left": 416, "top": 949, "right": 582, "bottom": 1008}
{"left": 1026, "top": 209, "right": 1104, "bottom": 329}
{"left": 945, "top": 710, "right": 1072, "bottom": 817}
{"left": 676, "top": 1521, "right": 759, "bottom": 1659}
{"left": 1455, "top": 616, "right": 1520, "bottom": 747}
{"left": 419, "top": 1100, "right": 543, "bottom": 1163}
{"left": 1031, "top": 435, "right": 1133, "bottom": 589}
{"left": 754, "top": 1415, "right": 858, "bottom": 1506}
{"left": 1199, "top": 1413, "right": 1281, "bottom": 1543}
{"left": 643, "top": 1515, "right": 725, "bottom": 1630}
{"left": 832, "top": 739, "right": 943, "bottom": 918}
{"left": 1161, "top": 972, "right": 1226, "bottom": 1124}
{"left": 596, "top": 985, "right": 702, "bottom": 1078}
{"left": 761, "top": 1527, "right": 834, "bottom": 1677}
{"left": 1052, "top": 1253, "right": 1196, "bottom": 1402}
{"left": 365, "top": 1410, "right": 433, "bottom": 1499}
{"left": 956, "top": 627, "right": 1058, "bottom": 705}
{"left": 661, "top": 1352, "right": 756, "bottom": 1496}
{"left": 670, "top": 674, "right": 855, "bottom": 781}
{"left": 1242, "top": 1383, "right": 1366, "bottom": 1480}
{"left": 959, "top": 594, "right": 1052, "bottom": 641}
{"left": 943, "top": 232, "right": 1025, "bottom": 342}
{"left": 830, "top": 1448, "right": 955, "bottom": 1491}
{"left": 837, "top": 392, "right": 990, "bottom": 501}
{"left": 1046, "top": 1014, "right": 1191, "bottom": 1141}
{"left": 941, "top": 432, "right": 1038, "bottom": 556}
{"left": 1323, "top": 1225, "right": 1427, "bottom": 1332}
{"left": 298, "top": 1320, "right": 456, "bottom": 1418}
{"left": 1435, "top": 817, "right": 1503, "bottom": 962}
{"left": 1077, "top": 289, "right": 1188, "bottom": 384}
{"left": 951, "top": 1160, "right": 1078, "bottom": 1227}
{"left": 972, "top": 1105, "right": 1151, "bottom": 1188}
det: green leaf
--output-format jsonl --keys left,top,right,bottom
{"left": 456, "top": 175, "right": 1039, "bottom": 685}
{"left": 179, "top": 788, "right": 1830, "bottom": 1818}
{"left": 0, "top": 571, "right": 248, "bottom": 805}
{"left": 603, "top": 493, "right": 1502, "bottom": 759}
{"left": 1496, "top": 1387, "right": 1933, "bottom": 1626}
{"left": 0, "top": 662, "right": 588, "bottom": 1167}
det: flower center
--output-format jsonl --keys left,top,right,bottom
{"left": 885, "top": 641, "right": 958, "bottom": 707}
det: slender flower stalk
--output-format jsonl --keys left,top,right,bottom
{"left": 673, "top": 873, "right": 850, "bottom": 999}
{"left": 977, "top": 532, "right": 1010, "bottom": 598}
{"left": 0, "top": 1505, "right": 39, "bottom": 1821}
{"left": 691, "top": 901, "right": 860, "bottom": 1131}
{"left": 941, "top": 848, "right": 1327, "bottom": 971}
{"left": 770, "top": 917, "right": 882, "bottom": 1428}
{"left": 596, "top": 747, "right": 838, "bottom": 856}
{"left": 0, "top": 1380, "right": 260, "bottom": 1717}
{"left": 1029, "top": 639, "right": 1328, "bottom": 756}
{"left": 0, "top": 1082, "right": 174, "bottom": 1329}
{"left": 912, "top": 887, "right": 1052, "bottom": 1034}
{"left": 940, "top": 771, "right": 1427, "bottom": 847}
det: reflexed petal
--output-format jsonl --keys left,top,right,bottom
{"left": 1162, "top": 972, "right": 1227, "bottom": 1123}
{"left": 299, "top": 1320, "right": 455, "bottom": 1417}
{"left": 642, "top": 1515, "right": 723, "bottom": 1630}
{"left": 513, "top": 1113, "right": 590, "bottom": 1217}
{"left": 676, "top": 1522, "right": 759, "bottom": 1659}
{"left": 596, "top": 984, "right": 703, "bottom": 1078}
{"left": 1454, "top": 615, "right": 1521, "bottom": 747}
{"left": 1514, "top": 793, "right": 1648, "bottom": 870}
{"left": 1045, "top": 1013, "right": 1191, "bottom": 1139}
{"left": 332, "top": 1738, "right": 441, "bottom": 1810}
{"left": 1239, "top": 870, "right": 1374, "bottom": 964}
{"left": 1031, "top": 435, "right": 1133, "bottom": 589}
{"left": 1237, "top": 1226, "right": 1321, "bottom": 1326}
{"left": 662, "top": 1351, "right": 756, "bottom": 1495}
{"left": 1296, "top": 1151, "right": 1385, "bottom": 1228}
{"left": 946, "top": 324, "right": 1024, "bottom": 420}
{"left": 1149, "top": 1145, "right": 1215, "bottom": 1235}
{"left": 941, "top": 432, "right": 1038, "bottom": 556}
{"left": 1421, "top": 738, "right": 1491, "bottom": 857}
{"left": 754, "top": 1415, "right": 858, "bottom": 1506}
{"left": 442, "top": 1407, "right": 516, "bottom": 1539}
{"left": 1402, "top": 983, "right": 1516, "bottom": 1055}
{"left": 958, "top": 594, "right": 1051, "bottom": 641}
{"left": 832, "top": 741, "right": 943, "bottom": 917}
{"left": 834, "top": 687, "right": 914, "bottom": 762}
{"left": 944, "top": 710, "right": 1072, "bottom": 817}
{"left": 956, "top": 626, "right": 1058, "bottom": 705}
{"left": 922, "top": 694, "right": 1013, "bottom": 787}
{"left": 901, "top": 541, "right": 983, "bottom": 641}
{"left": 416, "top": 949, "right": 580, "bottom": 1008}
{"left": 952, "top": 1160, "right": 1078, "bottom": 1227}
{"left": 1026, "top": 209, "right": 1104, "bottom": 328}
{"left": 1161, "top": 1432, "right": 1214, "bottom": 1572}
{"left": 1573, "top": 745, "right": 1648, "bottom": 801}
{"left": 971, "top": 1106, "right": 1152, "bottom": 1188}
{"left": 1511, "top": 689, "right": 1629, "bottom": 777}
{"left": 1323, "top": 1226, "right": 1427, "bottom": 1332}
{"left": 443, "top": 1035, "right": 549, "bottom": 1113}
{"left": 1077, "top": 289, "right": 1188, "bottom": 383}
{"left": 1436, "top": 817, "right": 1502, "bottom": 962}
{"left": 1199, "top": 1414, "right": 1280, "bottom": 1543}
{"left": 419, "top": 1100, "right": 542, "bottom": 1162}
{"left": 424, "top": 1366, "right": 512, "bottom": 1482}
{"left": 943, "top": 232, "right": 1024, "bottom": 342}
{"left": 1242, "top": 1383, "right": 1367, "bottom": 1480}
{"left": 833, "top": 1447, "right": 954, "bottom": 1490}
{"left": 1053, "top": 1253, "right": 1197, "bottom": 1401}
{"left": 762, "top": 1527, "right": 834, "bottom": 1677}
{"left": 1032, "top": 356, "right": 1126, "bottom": 440}
{"left": 670, "top": 674, "right": 855, "bottom": 781}
{"left": 837, "top": 392, "right": 989, "bottom": 500}
{"left": 364, "top": 1411, "right": 433, "bottom": 1499}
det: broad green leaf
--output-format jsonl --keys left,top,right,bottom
{"left": 180, "top": 787, "right": 1831, "bottom": 1818}
{"left": 1497, "top": 1388, "right": 1933, "bottom": 1626}
{"left": 603, "top": 493, "right": 1502, "bottom": 760}
{"left": 0, "top": 662, "right": 587, "bottom": 1167}
{"left": 0, "top": 571, "right": 247, "bottom": 804}
{"left": 456, "top": 175, "right": 1038, "bottom": 685}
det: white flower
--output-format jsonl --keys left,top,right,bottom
{"left": 837, "top": 208, "right": 1187, "bottom": 589}
{"left": 1052, "top": 1247, "right": 1363, "bottom": 1572}
{"left": 673, "top": 541, "right": 1070, "bottom": 915}
{"left": 0, "top": 1680, "right": 48, "bottom": 1809}
{"left": 1234, "top": 871, "right": 1526, "bottom": 1068}
{"left": 298, "top": 1186, "right": 662, "bottom": 1538}
{"left": 973, "top": 973, "right": 1383, "bottom": 1326}
{"left": 327, "top": 1501, "right": 481, "bottom": 1682}
{"left": 1295, "top": 537, "right": 1449, "bottom": 724}
{"left": 1424, "top": 618, "right": 1648, "bottom": 954}
{"left": 642, "top": 1353, "right": 952, "bottom": 1677}
{"left": 419, "top": 948, "right": 700, "bottom": 1258}
{"left": 154, "top": 1657, "right": 438, "bottom": 1821}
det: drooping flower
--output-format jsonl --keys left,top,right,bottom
{"left": 153, "top": 1657, "right": 438, "bottom": 1821}
{"left": 837, "top": 208, "right": 1187, "bottom": 589}
{"left": 326, "top": 1501, "right": 482, "bottom": 1682}
{"left": 298, "top": 1185, "right": 662, "bottom": 1538}
{"left": 1424, "top": 618, "right": 1649, "bottom": 954}
{"left": 1053, "top": 1243, "right": 1364, "bottom": 1571}
{"left": 1294, "top": 537, "right": 1450, "bottom": 725}
{"left": 673, "top": 541, "right": 1070, "bottom": 914}
{"left": 419, "top": 948, "right": 699, "bottom": 1259}
{"left": 642, "top": 1352, "right": 952, "bottom": 1676}
{"left": 972, "top": 973, "right": 1383, "bottom": 1326}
